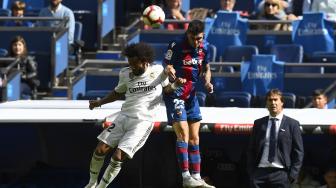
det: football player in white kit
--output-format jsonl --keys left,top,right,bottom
{"left": 84, "top": 42, "right": 186, "bottom": 188}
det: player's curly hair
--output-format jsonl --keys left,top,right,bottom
{"left": 122, "top": 42, "right": 155, "bottom": 64}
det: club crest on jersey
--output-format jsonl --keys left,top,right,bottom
{"left": 150, "top": 72, "right": 156, "bottom": 79}
{"left": 183, "top": 58, "right": 202, "bottom": 65}
{"left": 165, "top": 49, "right": 173, "bottom": 60}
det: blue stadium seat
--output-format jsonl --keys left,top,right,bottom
{"left": 0, "top": 8, "right": 11, "bottom": 16}
{"left": 0, "top": 8, "right": 11, "bottom": 26}
{"left": 270, "top": 44, "right": 304, "bottom": 73}
{"left": 292, "top": 13, "right": 335, "bottom": 57}
{"left": 283, "top": 92, "right": 297, "bottom": 108}
{"left": 206, "top": 11, "right": 248, "bottom": 61}
{"left": 220, "top": 45, "right": 258, "bottom": 72}
{"left": 0, "top": 48, "right": 8, "bottom": 57}
{"left": 207, "top": 43, "right": 217, "bottom": 63}
{"left": 214, "top": 91, "right": 252, "bottom": 107}
{"left": 309, "top": 51, "right": 336, "bottom": 73}
{"left": 270, "top": 44, "right": 303, "bottom": 63}
{"left": 224, "top": 45, "right": 258, "bottom": 62}
{"left": 196, "top": 91, "right": 207, "bottom": 107}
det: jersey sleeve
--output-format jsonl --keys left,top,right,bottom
{"left": 163, "top": 41, "right": 177, "bottom": 65}
{"left": 114, "top": 68, "right": 128, "bottom": 93}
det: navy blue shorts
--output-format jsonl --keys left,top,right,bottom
{"left": 164, "top": 94, "right": 202, "bottom": 125}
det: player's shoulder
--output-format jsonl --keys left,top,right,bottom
{"left": 150, "top": 64, "right": 164, "bottom": 72}
{"left": 119, "top": 67, "right": 130, "bottom": 75}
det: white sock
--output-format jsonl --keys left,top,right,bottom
{"left": 182, "top": 171, "right": 191, "bottom": 178}
{"left": 192, "top": 173, "right": 201, "bottom": 180}
{"left": 88, "top": 152, "right": 106, "bottom": 184}
{"left": 96, "top": 158, "right": 122, "bottom": 188}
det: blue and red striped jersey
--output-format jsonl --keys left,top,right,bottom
{"left": 164, "top": 34, "right": 209, "bottom": 100}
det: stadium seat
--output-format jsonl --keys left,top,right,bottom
{"left": 213, "top": 45, "right": 258, "bottom": 72}
{"left": 309, "top": 51, "right": 336, "bottom": 73}
{"left": 270, "top": 44, "right": 303, "bottom": 63}
{"left": 214, "top": 91, "right": 252, "bottom": 107}
{"left": 224, "top": 45, "right": 258, "bottom": 62}
{"left": 207, "top": 43, "right": 217, "bottom": 63}
{"left": 206, "top": 11, "right": 248, "bottom": 61}
{"left": 241, "top": 55, "right": 285, "bottom": 96}
{"left": 196, "top": 91, "right": 207, "bottom": 107}
{"left": 0, "top": 8, "right": 11, "bottom": 16}
{"left": 0, "top": 8, "right": 11, "bottom": 26}
{"left": 0, "top": 48, "right": 8, "bottom": 57}
{"left": 292, "top": 13, "right": 335, "bottom": 57}
{"left": 270, "top": 44, "right": 305, "bottom": 73}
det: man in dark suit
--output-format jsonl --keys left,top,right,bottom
{"left": 247, "top": 89, "right": 304, "bottom": 188}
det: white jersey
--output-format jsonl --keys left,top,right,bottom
{"left": 114, "top": 64, "right": 169, "bottom": 121}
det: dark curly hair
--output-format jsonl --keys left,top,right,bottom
{"left": 122, "top": 42, "right": 155, "bottom": 64}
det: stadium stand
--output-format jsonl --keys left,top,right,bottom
{"left": 2, "top": 0, "right": 336, "bottom": 187}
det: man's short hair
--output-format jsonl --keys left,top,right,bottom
{"left": 312, "top": 89, "right": 326, "bottom": 98}
{"left": 122, "top": 42, "right": 155, "bottom": 64}
{"left": 187, "top": 19, "right": 205, "bottom": 35}
{"left": 266, "top": 88, "right": 284, "bottom": 103}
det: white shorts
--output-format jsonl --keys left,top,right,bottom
{"left": 97, "top": 113, "right": 154, "bottom": 158}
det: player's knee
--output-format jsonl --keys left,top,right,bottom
{"left": 112, "top": 148, "right": 127, "bottom": 162}
{"left": 188, "top": 136, "right": 199, "bottom": 145}
{"left": 95, "top": 142, "right": 112, "bottom": 155}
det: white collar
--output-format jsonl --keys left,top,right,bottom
{"left": 269, "top": 111, "right": 284, "bottom": 121}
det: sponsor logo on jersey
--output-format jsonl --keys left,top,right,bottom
{"left": 129, "top": 81, "right": 157, "bottom": 93}
{"left": 183, "top": 58, "right": 203, "bottom": 65}
{"left": 150, "top": 72, "right": 156, "bottom": 79}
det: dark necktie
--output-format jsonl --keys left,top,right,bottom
{"left": 268, "top": 118, "right": 276, "bottom": 163}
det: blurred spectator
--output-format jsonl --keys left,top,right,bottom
{"left": 38, "top": 0, "right": 75, "bottom": 44}
{"left": 289, "top": 0, "right": 313, "bottom": 16}
{"left": 256, "top": 0, "right": 297, "bottom": 31}
{"left": 312, "top": 89, "right": 328, "bottom": 109}
{"left": 5, "top": 1, "right": 33, "bottom": 27}
{"left": 8, "top": 36, "right": 39, "bottom": 99}
{"left": 219, "top": 0, "right": 249, "bottom": 17}
{"left": 258, "top": 0, "right": 293, "bottom": 13}
{"left": 291, "top": 167, "right": 321, "bottom": 188}
{"left": 311, "top": 0, "right": 336, "bottom": 22}
{"left": 163, "top": 0, "right": 188, "bottom": 30}
{"left": 319, "top": 166, "right": 336, "bottom": 188}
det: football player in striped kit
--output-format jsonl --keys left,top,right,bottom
{"left": 164, "top": 19, "right": 215, "bottom": 188}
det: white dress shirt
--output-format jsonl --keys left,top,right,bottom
{"left": 258, "top": 112, "right": 285, "bottom": 168}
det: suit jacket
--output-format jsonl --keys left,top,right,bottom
{"left": 247, "top": 115, "right": 304, "bottom": 180}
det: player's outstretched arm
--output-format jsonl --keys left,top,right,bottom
{"left": 163, "top": 77, "right": 186, "bottom": 94}
{"left": 89, "top": 90, "right": 125, "bottom": 110}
